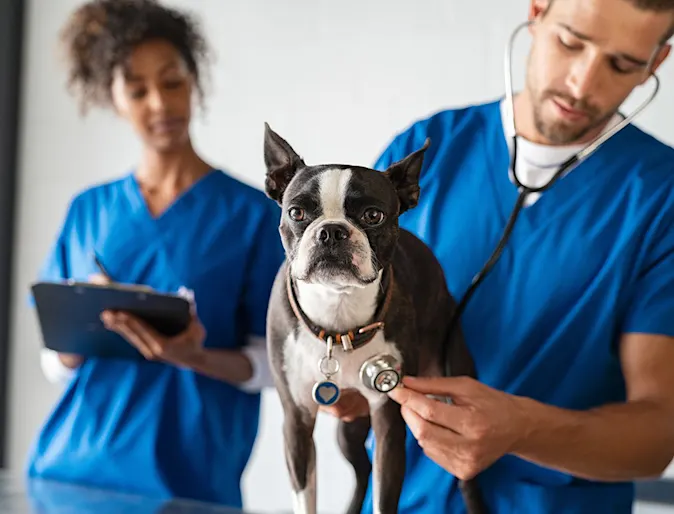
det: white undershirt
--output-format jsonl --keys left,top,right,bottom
{"left": 40, "top": 335, "right": 271, "bottom": 392}
{"left": 499, "top": 99, "right": 624, "bottom": 206}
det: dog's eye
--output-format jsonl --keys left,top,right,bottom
{"left": 289, "top": 207, "right": 305, "bottom": 222}
{"left": 362, "top": 208, "right": 385, "bottom": 226}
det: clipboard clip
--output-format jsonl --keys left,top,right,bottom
{"left": 88, "top": 252, "right": 154, "bottom": 294}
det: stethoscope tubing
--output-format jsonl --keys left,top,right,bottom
{"left": 443, "top": 20, "right": 661, "bottom": 377}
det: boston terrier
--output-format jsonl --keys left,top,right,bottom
{"left": 262, "top": 124, "right": 485, "bottom": 514}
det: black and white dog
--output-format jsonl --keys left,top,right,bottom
{"left": 262, "top": 124, "right": 484, "bottom": 514}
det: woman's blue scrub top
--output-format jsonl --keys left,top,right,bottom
{"left": 362, "top": 99, "right": 674, "bottom": 513}
{"left": 26, "top": 169, "right": 285, "bottom": 508}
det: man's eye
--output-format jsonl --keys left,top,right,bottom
{"left": 558, "top": 36, "right": 581, "bottom": 50}
{"left": 610, "top": 59, "right": 638, "bottom": 75}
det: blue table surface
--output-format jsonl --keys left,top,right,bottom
{"left": 4, "top": 469, "right": 670, "bottom": 512}
{"left": 0, "top": 471, "right": 285, "bottom": 514}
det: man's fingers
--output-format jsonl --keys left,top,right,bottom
{"left": 400, "top": 375, "right": 481, "bottom": 400}
{"left": 389, "top": 385, "right": 468, "bottom": 433}
{"left": 400, "top": 404, "right": 461, "bottom": 448}
{"left": 400, "top": 405, "right": 483, "bottom": 480}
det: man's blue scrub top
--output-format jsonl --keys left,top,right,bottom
{"left": 362, "top": 99, "right": 674, "bottom": 513}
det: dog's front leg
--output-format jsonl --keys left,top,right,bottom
{"left": 369, "top": 397, "right": 407, "bottom": 514}
{"left": 284, "top": 403, "right": 318, "bottom": 514}
{"left": 338, "top": 416, "right": 372, "bottom": 514}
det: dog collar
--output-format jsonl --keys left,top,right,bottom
{"left": 286, "top": 265, "right": 394, "bottom": 352}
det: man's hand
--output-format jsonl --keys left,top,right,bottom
{"left": 387, "top": 375, "right": 530, "bottom": 480}
{"left": 320, "top": 389, "right": 371, "bottom": 422}
{"left": 101, "top": 310, "right": 206, "bottom": 368}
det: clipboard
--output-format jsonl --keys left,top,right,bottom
{"left": 30, "top": 281, "right": 193, "bottom": 360}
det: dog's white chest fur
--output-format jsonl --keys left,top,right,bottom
{"left": 283, "top": 328, "right": 401, "bottom": 411}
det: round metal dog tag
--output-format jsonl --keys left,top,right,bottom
{"left": 312, "top": 380, "right": 341, "bottom": 406}
{"left": 360, "top": 354, "right": 402, "bottom": 393}
{"left": 318, "top": 356, "right": 340, "bottom": 376}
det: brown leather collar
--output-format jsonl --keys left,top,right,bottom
{"left": 286, "top": 265, "right": 394, "bottom": 352}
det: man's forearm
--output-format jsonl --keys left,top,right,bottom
{"left": 513, "top": 396, "right": 674, "bottom": 481}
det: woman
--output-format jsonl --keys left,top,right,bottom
{"left": 26, "top": 0, "right": 284, "bottom": 508}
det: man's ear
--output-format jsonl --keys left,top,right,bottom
{"left": 644, "top": 43, "right": 671, "bottom": 83}
{"left": 263, "top": 123, "right": 306, "bottom": 204}
{"left": 382, "top": 138, "right": 430, "bottom": 214}
{"left": 529, "top": 0, "right": 552, "bottom": 22}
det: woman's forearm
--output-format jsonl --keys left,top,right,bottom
{"left": 187, "top": 348, "right": 255, "bottom": 385}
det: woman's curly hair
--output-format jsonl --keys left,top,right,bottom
{"left": 59, "top": 0, "right": 210, "bottom": 113}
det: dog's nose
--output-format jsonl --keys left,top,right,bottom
{"left": 317, "top": 223, "right": 349, "bottom": 244}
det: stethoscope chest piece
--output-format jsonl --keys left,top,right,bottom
{"left": 360, "top": 354, "right": 402, "bottom": 393}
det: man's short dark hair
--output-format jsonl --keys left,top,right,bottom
{"left": 546, "top": 0, "right": 674, "bottom": 42}
{"left": 630, "top": 0, "right": 674, "bottom": 40}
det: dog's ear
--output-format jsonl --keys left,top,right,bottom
{"left": 263, "top": 123, "right": 306, "bottom": 204}
{"left": 382, "top": 138, "right": 430, "bottom": 214}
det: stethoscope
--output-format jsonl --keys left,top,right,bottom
{"left": 442, "top": 20, "right": 661, "bottom": 377}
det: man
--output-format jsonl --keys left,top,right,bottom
{"left": 325, "top": 0, "right": 674, "bottom": 512}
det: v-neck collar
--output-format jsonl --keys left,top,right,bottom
{"left": 482, "top": 99, "right": 634, "bottom": 220}
{"left": 124, "top": 168, "right": 219, "bottom": 223}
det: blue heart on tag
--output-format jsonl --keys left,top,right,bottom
{"left": 312, "top": 381, "right": 340, "bottom": 406}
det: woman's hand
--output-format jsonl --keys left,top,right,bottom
{"left": 53, "top": 273, "right": 111, "bottom": 369}
{"left": 91, "top": 273, "right": 205, "bottom": 367}
{"left": 101, "top": 310, "right": 206, "bottom": 367}
{"left": 89, "top": 273, "right": 110, "bottom": 285}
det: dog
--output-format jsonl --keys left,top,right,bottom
{"left": 262, "top": 124, "right": 485, "bottom": 514}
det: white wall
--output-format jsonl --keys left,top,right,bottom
{"left": 7, "top": 1, "right": 674, "bottom": 513}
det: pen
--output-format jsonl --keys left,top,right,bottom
{"left": 91, "top": 252, "right": 153, "bottom": 293}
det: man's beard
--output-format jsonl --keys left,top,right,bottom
{"left": 532, "top": 90, "right": 612, "bottom": 145}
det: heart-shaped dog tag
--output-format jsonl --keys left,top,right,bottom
{"left": 312, "top": 380, "right": 341, "bottom": 406}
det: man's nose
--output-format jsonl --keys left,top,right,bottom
{"left": 566, "top": 53, "right": 603, "bottom": 101}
